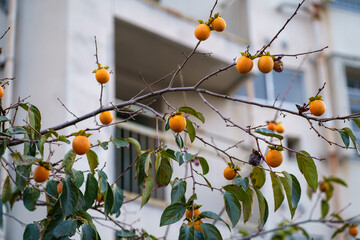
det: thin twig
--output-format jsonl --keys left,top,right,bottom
{"left": 0, "top": 27, "right": 10, "bottom": 40}
{"left": 57, "top": 98, "right": 79, "bottom": 120}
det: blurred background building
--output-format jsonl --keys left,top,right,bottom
{"left": 1, "top": 0, "right": 360, "bottom": 239}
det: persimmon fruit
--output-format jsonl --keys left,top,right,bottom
{"left": 188, "top": 220, "right": 203, "bottom": 232}
{"left": 212, "top": 17, "right": 226, "bottom": 32}
{"left": 223, "top": 166, "right": 237, "bottom": 180}
{"left": 274, "top": 123, "right": 284, "bottom": 133}
{"left": 236, "top": 56, "right": 253, "bottom": 74}
{"left": 319, "top": 182, "right": 329, "bottom": 192}
{"left": 258, "top": 56, "right": 274, "bottom": 74}
{"left": 95, "top": 68, "right": 110, "bottom": 84}
{"left": 194, "top": 24, "right": 211, "bottom": 41}
{"left": 72, "top": 135, "right": 91, "bottom": 155}
{"left": 309, "top": 100, "right": 326, "bottom": 116}
{"left": 267, "top": 122, "right": 276, "bottom": 131}
{"left": 33, "top": 166, "right": 50, "bottom": 183}
{"left": 266, "top": 150, "right": 283, "bottom": 168}
{"left": 349, "top": 226, "right": 358, "bottom": 237}
{"left": 186, "top": 208, "right": 201, "bottom": 219}
{"left": 57, "top": 182, "right": 63, "bottom": 194}
{"left": 99, "top": 111, "right": 113, "bottom": 125}
{"left": 169, "top": 115, "right": 186, "bottom": 133}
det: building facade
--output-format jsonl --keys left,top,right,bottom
{"left": 0, "top": 0, "right": 360, "bottom": 239}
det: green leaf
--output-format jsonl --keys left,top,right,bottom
{"left": 199, "top": 211, "right": 230, "bottom": 231}
{"left": 343, "top": 127, "right": 358, "bottom": 151}
{"left": 52, "top": 220, "right": 76, "bottom": 238}
{"left": 111, "top": 185, "right": 123, "bottom": 215}
{"left": 160, "top": 203, "right": 186, "bottom": 226}
{"left": 23, "top": 223, "right": 40, "bottom": 240}
{"left": 280, "top": 171, "right": 299, "bottom": 218}
{"left": 330, "top": 213, "right": 343, "bottom": 221}
{"left": 200, "top": 223, "right": 223, "bottom": 240}
{"left": 198, "top": 157, "right": 209, "bottom": 175}
{"left": 126, "top": 137, "right": 141, "bottom": 154}
{"left": 179, "top": 224, "right": 195, "bottom": 240}
{"left": 165, "top": 117, "right": 170, "bottom": 131}
{"left": 270, "top": 172, "right": 284, "bottom": 211}
{"left": 16, "top": 165, "right": 31, "bottom": 191}
{"left": 234, "top": 176, "right": 249, "bottom": 190}
{"left": 63, "top": 149, "right": 76, "bottom": 174}
{"left": 60, "top": 178, "right": 79, "bottom": 216}
{"left": 175, "top": 151, "right": 195, "bottom": 166}
{"left": 223, "top": 184, "right": 252, "bottom": 223}
{"left": 298, "top": 226, "right": 310, "bottom": 240}
{"left": 296, "top": 150, "right": 318, "bottom": 191}
{"left": 321, "top": 200, "right": 329, "bottom": 219}
{"left": 11, "top": 152, "right": 41, "bottom": 166}
{"left": 171, "top": 180, "right": 187, "bottom": 204}
{"left": 86, "top": 149, "right": 99, "bottom": 174}
{"left": 70, "top": 169, "right": 84, "bottom": 188}
{"left": 57, "top": 135, "right": 70, "bottom": 144}
{"left": 186, "top": 119, "right": 196, "bottom": 143}
{"left": 338, "top": 130, "right": 350, "bottom": 148}
{"left": 116, "top": 229, "right": 136, "bottom": 237}
{"left": 81, "top": 224, "right": 98, "bottom": 240}
{"left": 255, "top": 128, "right": 283, "bottom": 140}
{"left": 325, "top": 176, "right": 348, "bottom": 187}
{"left": 98, "top": 170, "right": 108, "bottom": 193}
{"left": 250, "top": 166, "right": 266, "bottom": 189}
{"left": 331, "top": 224, "right": 349, "bottom": 239}
{"left": 245, "top": 187, "right": 254, "bottom": 222}
{"left": 45, "top": 180, "right": 58, "bottom": 213}
{"left": 20, "top": 104, "right": 41, "bottom": 139}
{"left": 156, "top": 155, "right": 173, "bottom": 186}
{"left": 0, "top": 116, "right": 10, "bottom": 122}
{"left": 136, "top": 151, "right": 151, "bottom": 187}
{"left": 223, "top": 192, "right": 241, "bottom": 227}
{"left": 352, "top": 118, "right": 360, "bottom": 129}
{"left": 175, "top": 134, "right": 184, "bottom": 149}
{"left": 6, "top": 127, "right": 27, "bottom": 134}
{"left": 186, "top": 193, "right": 197, "bottom": 204}
{"left": 84, "top": 173, "right": 98, "bottom": 209}
{"left": 1, "top": 176, "right": 12, "bottom": 203}
{"left": 141, "top": 172, "right": 154, "bottom": 208}
{"left": 97, "top": 140, "right": 108, "bottom": 150}
{"left": 104, "top": 183, "right": 114, "bottom": 215}
{"left": 325, "top": 182, "right": 334, "bottom": 201}
{"left": 164, "top": 149, "right": 176, "bottom": 160}
{"left": 178, "top": 106, "right": 205, "bottom": 123}
{"left": 290, "top": 174, "right": 301, "bottom": 218}
{"left": 254, "top": 188, "right": 269, "bottom": 228}
{"left": 112, "top": 137, "right": 129, "bottom": 148}
{"left": 23, "top": 187, "right": 40, "bottom": 211}
{"left": 38, "top": 136, "right": 47, "bottom": 157}
{"left": 198, "top": 173, "right": 213, "bottom": 191}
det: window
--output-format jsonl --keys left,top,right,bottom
{"left": 330, "top": 0, "right": 360, "bottom": 13}
{"left": 346, "top": 67, "right": 360, "bottom": 147}
{"left": 286, "top": 137, "right": 300, "bottom": 159}
{"left": 114, "top": 124, "right": 165, "bottom": 201}
{"left": 236, "top": 69, "right": 305, "bottom": 106}
{"left": 0, "top": 0, "right": 8, "bottom": 12}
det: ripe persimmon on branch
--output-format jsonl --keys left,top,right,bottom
{"left": 0, "top": 0, "right": 360, "bottom": 239}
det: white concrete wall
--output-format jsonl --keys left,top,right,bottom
{"left": 2, "top": 0, "right": 360, "bottom": 239}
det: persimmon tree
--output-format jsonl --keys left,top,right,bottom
{"left": 0, "top": 0, "right": 359, "bottom": 239}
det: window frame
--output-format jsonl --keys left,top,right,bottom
{"left": 235, "top": 68, "right": 306, "bottom": 110}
